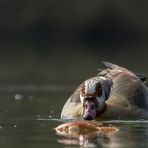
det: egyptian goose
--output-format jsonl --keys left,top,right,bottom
{"left": 61, "top": 62, "right": 148, "bottom": 120}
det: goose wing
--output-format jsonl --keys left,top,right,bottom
{"left": 61, "top": 82, "right": 84, "bottom": 119}
{"left": 109, "top": 71, "right": 148, "bottom": 110}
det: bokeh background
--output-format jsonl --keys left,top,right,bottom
{"left": 1, "top": 0, "right": 148, "bottom": 85}
{"left": 1, "top": 2, "right": 148, "bottom": 148}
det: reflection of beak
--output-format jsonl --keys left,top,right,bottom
{"left": 83, "top": 100, "right": 97, "bottom": 120}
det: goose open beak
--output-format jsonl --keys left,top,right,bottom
{"left": 82, "top": 100, "right": 97, "bottom": 120}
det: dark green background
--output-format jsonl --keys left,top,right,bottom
{"left": 0, "top": 0, "right": 148, "bottom": 84}
{"left": 0, "top": 1, "right": 148, "bottom": 148}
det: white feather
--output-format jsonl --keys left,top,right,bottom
{"left": 84, "top": 79, "right": 97, "bottom": 94}
{"left": 97, "top": 86, "right": 106, "bottom": 108}
{"left": 81, "top": 77, "right": 107, "bottom": 109}
{"left": 80, "top": 93, "right": 84, "bottom": 103}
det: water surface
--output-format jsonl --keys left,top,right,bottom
{"left": 0, "top": 85, "right": 148, "bottom": 148}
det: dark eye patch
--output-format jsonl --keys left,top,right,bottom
{"left": 96, "top": 82, "right": 102, "bottom": 97}
{"left": 85, "top": 96, "right": 96, "bottom": 101}
{"left": 83, "top": 97, "right": 98, "bottom": 108}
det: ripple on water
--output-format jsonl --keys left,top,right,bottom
{"left": 101, "top": 120, "right": 148, "bottom": 124}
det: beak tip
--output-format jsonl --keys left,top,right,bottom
{"left": 83, "top": 115, "right": 94, "bottom": 120}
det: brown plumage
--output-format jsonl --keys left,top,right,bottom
{"left": 61, "top": 62, "right": 148, "bottom": 120}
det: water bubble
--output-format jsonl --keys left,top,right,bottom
{"left": 50, "top": 110, "right": 54, "bottom": 114}
{"left": 14, "top": 94, "right": 23, "bottom": 101}
{"left": 14, "top": 125, "right": 17, "bottom": 128}
{"left": 48, "top": 115, "right": 52, "bottom": 118}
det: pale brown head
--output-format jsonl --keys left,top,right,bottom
{"left": 80, "top": 77, "right": 109, "bottom": 120}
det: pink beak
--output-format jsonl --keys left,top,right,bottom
{"left": 83, "top": 100, "right": 97, "bottom": 120}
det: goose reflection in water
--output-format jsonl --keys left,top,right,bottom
{"left": 55, "top": 120, "right": 118, "bottom": 147}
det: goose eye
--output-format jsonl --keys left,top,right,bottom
{"left": 85, "top": 104, "right": 87, "bottom": 108}
{"left": 97, "top": 90, "right": 102, "bottom": 97}
{"left": 91, "top": 104, "right": 95, "bottom": 109}
{"left": 96, "top": 83, "right": 102, "bottom": 97}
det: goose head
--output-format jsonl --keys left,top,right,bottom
{"left": 80, "top": 77, "right": 112, "bottom": 120}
